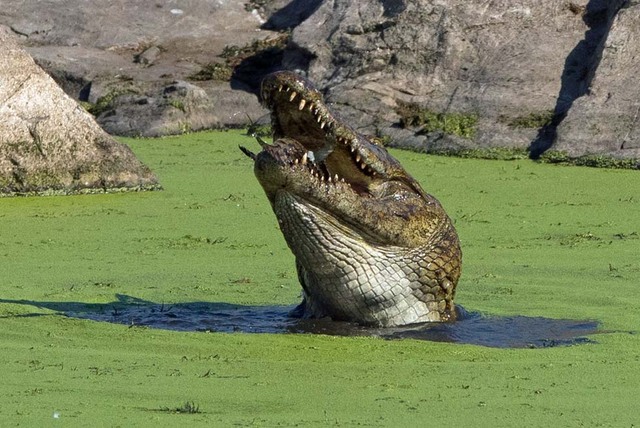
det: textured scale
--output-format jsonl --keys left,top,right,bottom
{"left": 242, "top": 71, "right": 462, "bottom": 327}
{"left": 275, "top": 193, "right": 458, "bottom": 325}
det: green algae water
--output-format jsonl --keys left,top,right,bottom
{"left": 1, "top": 130, "right": 639, "bottom": 426}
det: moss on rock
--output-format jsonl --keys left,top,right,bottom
{"left": 396, "top": 101, "right": 478, "bottom": 139}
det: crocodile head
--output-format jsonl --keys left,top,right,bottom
{"left": 241, "top": 71, "right": 461, "bottom": 327}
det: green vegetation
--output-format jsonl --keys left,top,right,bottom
{"left": 188, "top": 63, "right": 234, "bottom": 82}
{"left": 540, "top": 150, "right": 640, "bottom": 169}
{"left": 219, "top": 34, "right": 289, "bottom": 65}
{"left": 388, "top": 133, "right": 638, "bottom": 170}
{"left": 373, "top": 132, "right": 392, "bottom": 146}
{"left": 396, "top": 101, "right": 478, "bottom": 139}
{"left": 419, "top": 111, "right": 478, "bottom": 138}
{"left": 188, "top": 33, "right": 289, "bottom": 82}
{"left": 430, "top": 147, "right": 529, "bottom": 161}
{"left": 168, "top": 98, "right": 186, "bottom": 113}
{"left": 1, "top": 130, "right": 639, "bottom": 426}
{"left": 85, "top": 86, "right": 139, "bottom": 117}
{"left": 498, "top": 110, "right": 555, "bottom": 129}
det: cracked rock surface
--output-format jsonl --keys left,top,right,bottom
{"left": 553, "top": 1, "right": 640, "bottom": 159}
{"left": 284, "top": 0, "right": 638, "bottom": 162}
{"left": 0, "top": 28, "right": 158, "bottom": 195}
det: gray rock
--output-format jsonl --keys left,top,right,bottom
{"left": 0, "top": 27, "right": 158, "bottom": 195}
{"left": 136, "top": 46, "right": 161, "bottom": 66}
{"left": 284, "top": 0, "right": 638, "bottom": 161}
{"left": 554, "top": 1, "right": 640, "bottom": 159}
{"left": 286, "top": 1, "right": 577, "bottom": 145}
{"left": 259, "top": 0, "right": 323, "bottom": 30}
{"left": 92, "top": 79, "right": 267, "bottom": 137}
{"left": 0, "top": 0, "right": 273, "bottom": 136}
{"left": 97, "top": 80, "right": 215, "bottom": 137}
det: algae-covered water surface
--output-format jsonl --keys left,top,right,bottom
{"left": 1, "top": 130, "right": 639, "bottom": 426}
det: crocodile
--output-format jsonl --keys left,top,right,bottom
{"left": 240, "top": 71, "right": 461, "bottom": 327}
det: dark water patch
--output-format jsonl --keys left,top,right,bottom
{"left": 1, "top": 294, "right": 603, "bottom": 348}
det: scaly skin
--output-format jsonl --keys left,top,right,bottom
{"left": 240, "top": 71, "right": 461, "bottom": 327}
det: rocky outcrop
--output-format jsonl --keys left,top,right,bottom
{"left": 553, "top": 1, "right": 640, "bottom": 160}
{"left": 1, "top": 0, "right": 639, "bottom": 163}
{"left": 0, "top": 27, "right": 158, "bottom": 195}
{"left": 282, "top": 0, "right": 637, "bottom": 163}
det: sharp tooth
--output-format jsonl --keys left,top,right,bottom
{"left": 298, "top": 99, "right": 306, "bottom": 110}
{"left": 294, "top": 158, "right": 299, "bottom": 165}
{"left": 316, "top": 115, "right": 322, "bottom": 123}
{"left": 340, "top": 178, "right": 345, "bottom": 183}
{"left": 289, "top": 92, "right": 297, "bottom": 101}
{"left": 350, "top": 146, "right": 356, "bottom": 153}
{"left": 356, "top": 154, "right": 361, "bottom": 162}
{"left": 278, "top": 85, "right": 283, "bottom": 92}
{"left": 320, "top": 121, "right": 326, "bottom": 129}
{"left": 328, "top": 175, "right": 332, "bottom": 183}
{"left": 308, "top": 103, "right": 314, "bottom": 111}
{"left": 360, "top": 162, "right": 366, "bottom": 170}
{"left": 302, "top": 153, "right": 308, "bottom": 164}
{"left": 307, "top": 151, "right": 315, "bottom": 162}
{"left": 334, "top": 174, "right": 339, "bottom": 182}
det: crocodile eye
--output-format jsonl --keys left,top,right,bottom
{"left": 367, "top": 136, "right": 386, "bottom": 147}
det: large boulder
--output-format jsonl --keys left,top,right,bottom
{"left": 553, "top": 1, "right": 640, "bottom": 160}
{"left": 0, "top": 27, "right": 158, "bottom": 195}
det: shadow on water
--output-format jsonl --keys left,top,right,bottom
{"left": 0, "top": 294, "right": 604, "bottom": 348}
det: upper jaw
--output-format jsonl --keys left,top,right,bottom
{"left": 249, "top": 72, "right": 427, "bottom": 202}
{"left": 260, "top": 71, "right": 383, "bottom": 179}
{"left": 261, "top": 73, "right": 334, "bottom": 152}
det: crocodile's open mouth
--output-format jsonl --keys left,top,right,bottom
{"left": 240, "top": 72, "right": 462, "bottom": 327}
{"left": 241, "top": 71, "right": 389, "bottom": 196}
